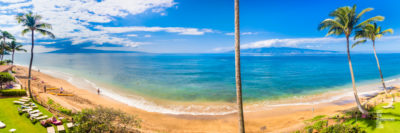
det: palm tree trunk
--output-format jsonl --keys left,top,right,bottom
{"left": 346, "top": 36, "right": 368, "bottom": 114}
{"left": 27, "top": 30, "right": 34, "bottom": 99}
{"left": 12, "top": 49, "right": 15, "bottom": 66}
{"left": 372, "top": 40, "right": 388, "bottom": 95}
{"left": 234, "top": 0, "right": 245, "bottom": 132}
{"left": 1, "top": 37, "right": 5, "bottom": 61}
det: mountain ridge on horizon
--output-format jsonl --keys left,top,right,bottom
{"left": 227, "top": 47, "right": 341, "bottom": 55}
{"left": 47, "top": 46, "right": 348, "bottom": 54}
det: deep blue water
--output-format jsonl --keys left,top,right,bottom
{"left": 13, "top": 53, "right": 400, "bottom": 103}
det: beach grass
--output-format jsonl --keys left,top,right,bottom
{"left": 0, "top": 97, "right": 53, "bottom": 133}
{"left": 345, "top": 102, "right": 400, "bottom": 133}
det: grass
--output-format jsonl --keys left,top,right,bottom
{"left": 344, "top": 102, "right": 400, "bottom": 133}
{"left": 0, "top": 97, "right": 50, "bottom": 132}
{"left": 0, "top": 97, "right": 74, "bottom": 133}
{"left": 0, "top": 97, "right": 54, "bottom": 133}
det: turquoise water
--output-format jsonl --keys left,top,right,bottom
{"left": 13, "top": 53, "right": 400, "bottom": 103}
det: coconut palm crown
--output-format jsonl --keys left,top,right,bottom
{"left": 0, "top": 31, "right": 15, "bottom": 61}
{"left": 318, "top": 5, "right": 384, "bottom": 114}
{"left": 354, "top": 23, "right": 394, "bottom": 46}
{"left": 8, "top": 40, "right": 27, "bottom": 65}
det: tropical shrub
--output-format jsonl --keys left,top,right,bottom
{"left": 73, "top": 106, "right": 141, "bottom": 133}
{"left": 0, "top": 89, "right": 26, "bottom": 96}
{"left": 0, "top": 72, "right": 14, "bottom": 89}
{"left": 321, "top": 124, "right": 365, "bottom": 133}
{"left": 4, "top": 60, "right": 12, "bottom": 64}
{"left": 60, "top": 108, "right": 72, "bottom": 116}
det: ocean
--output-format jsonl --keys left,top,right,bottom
{"left": 12, "top": 53, "right": 400, "bottom": 115}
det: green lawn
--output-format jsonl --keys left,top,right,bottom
{"left": 345, "top": 102, "right": 400, "bottom": 133}
{"left": 0, "top": 97, "right": 53, "bottom": 133}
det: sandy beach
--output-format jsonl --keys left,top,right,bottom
{"left": 13, "top": 65, "right": 399, "bottom": 132}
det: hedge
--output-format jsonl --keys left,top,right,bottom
{"left": 0, "top": 89, "right": 27, "bottom": 96}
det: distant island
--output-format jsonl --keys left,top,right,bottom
{"left": 48, "top": 48, "right": 143, "bottom": 54}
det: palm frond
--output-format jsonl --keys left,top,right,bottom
{"left": 352, "top": 40, "right": 367, "bottom": 48}
{"left": 21, "top": 28, "right": 30, "bottom": 36}
{"left": 356, "top": 8, "right": 373, "bottom": 19}
{"left": 318, "top": 19, "right": 345, "bottom": 30}
{"left": 15, "top": 45, "right": 27, "bottom": 52}
{"left": 36, "top": 29, "right": 55, "bottom": 39}
{"left": 36, "top": 23, "right": 52, "bottom": 29}
{"left": 356, "top": 16, "right": 384, "bottom": 28}
{"left": 381, "top": 29, "right": 394, "bottom": 34}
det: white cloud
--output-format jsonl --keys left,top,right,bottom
{"left": 95, "top": 26, "right": 213, "bottom": 35}
{"left": 84, "top": 46, "right": 140, "bottom": 51}
{"left": 39, "top": 41, "right": 56, "bottom": 45}
{"left": 126, "top": 34, "right": 138, "bottom": 37}
{"left": 20, "top": 45, "right": 58, "bottom": 53}
{"left": 225, "top": 32, "right": 258, "bottom": 36}
{"left": 0, "top": 0, "right": 176, "bottom": 47}
{"left": 213, "top": 37, "right": 346, "bottom": 52}
{"left": 242, "top": 37, "right": 345, "bottom": 49}
{"left": 0, "top": 15, "right": 17, "bottom": 25}
{"left": 0, "top": 0, "right": 26, "bottom": 3}
{"left": 144, "top": 34, "right": 151, "bottom": 38}
{"left": 225, "top": 32, "right": 234, "bottom": 36}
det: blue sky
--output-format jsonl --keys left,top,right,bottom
{"left": 0, "top": 0, "right": 399, "bottom": 53}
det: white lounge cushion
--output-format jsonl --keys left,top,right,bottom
{"left": 47, "top": 127, "right": 56, "bottom": 133}
{"left": 0, "top": 121, "right": 5, "bottom": 128}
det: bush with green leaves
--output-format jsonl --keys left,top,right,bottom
{"left": 73, "top": 106, "right": 141, "bottom": 133}
{"left": 321, "top": 124, "right": 365, "bottom": 133}
{"left": 4, "top": 60, "right": 12, "bottom": 64}
{"left": 0, "top": 72, "right": 14, "bottom": 89}
{"left": 60, "top": 108, "right": 72, "bottom": 116}
{"left": 0, "top": 89, "right": 26, "bottom": 96}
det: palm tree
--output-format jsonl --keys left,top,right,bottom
{"left": 353, "top": 23, "right": 393, "bottom": 95}
{"left": 318, "top": 5, "right": 383, "bottom": 114}
{"left": 234, "top": 0, "right": 245, "bottom": 132}
{"left": 16, "top": 12, "right": 55, "bottom": 99}
{"left": 0, "top": 31, "right": 14, "bottom": 61}
{"left": 8, "top": 39, "right": 27, "bottom": 66}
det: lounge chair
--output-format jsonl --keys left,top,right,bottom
{"left": 21, "top": 105, "right": 30, "bottom": 109}
{"left": 36, "top": 115, "right": 48, "bottom": 121}
{"left": 19, "top": 99, "right": 30, "bottom": 102}
{"left": 30, "top": 112, "right": 43, "bottom": 119}
{"left": 28, "top": 110, "right": 40, "bottom": 114}
{"left": 66, "top": 123, "right": 75, "bottom": 129}
{"left": 0, "top": 121, "right": 5, "bottom": 128}
{"left": 57, "top": 125, "right": 65, "bottom": 133}
{"left": 21, "top": 108, "right": 33, "bottom": 113}
{"left": 47, "top": 127, "right": 56, "bottom": 133}
{"left": 13, "top": 101, "right": 24, "bottom": 105}
{"left": 383, "top": 102, "right": 394, "bottom": 109}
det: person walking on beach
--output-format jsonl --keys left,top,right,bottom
{"left": 44, "top": 85, "right": 46, "bottom": 93}
{"left": 97, "top": 88, "right": 101, "bottom": 95}
{"left": 60, "top": 87, "right": 64, "bottom": 94}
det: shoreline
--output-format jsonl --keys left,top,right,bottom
{"left": 18, "top": 64, "right": 400, "bottom": 115}
{"left": 13, "top": 65, "right": 400, "bottom": 132}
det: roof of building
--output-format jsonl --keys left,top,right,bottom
{"left": 0, "top": 65, "right": 12, "bottom": 72}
